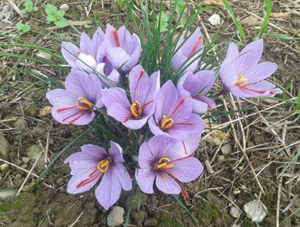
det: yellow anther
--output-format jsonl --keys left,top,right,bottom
{"left": 76, "top": 97, "right": 92, "bottom": 110}
{"left": 234, "top": 75, "right": 248, "bottom": 87}
{"left": 130, "top": 101, "right": 142, "bottom": 119}
{"left": 160, "top": 115, "right": 173, "bottom": 130}
{"left": 97, "top": 159, "right": 110, "bottom": 172}
{"left": 155, "top": 157, "right": 174, "bottom": 169}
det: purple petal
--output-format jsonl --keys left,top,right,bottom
{"left": 225, "top": 43, "right": 239, "bottom": 62}
{"left": 75, "top": 53, "right": 97, "bottom": 73}
{"left": 155, "top": 171, "right": 181, "bottom": 194}
{"left": 109, "top": 141, "right": 124, "bottom": 163}
{"left": 124, "top": 118, "right": 149, "bottom": 130}
{"left": 194, "top": 70, "right": 215, "bottom": 94}
{"left": 80, "top": 32, "right": 94, "bottom": 56}
{"left": 172, "top": 52, "right": 186, "bottom": 73}
{"left": 92, "top": 27, "right": 105, "bottom": 52}
{"left": 118, "top": 25, "right": 134, "bottom": 55}
{"left": 104, "top": 23, "right": 118, "bottom": 49}
{"left": 107, "top": 47, "right": 131, "bottom": 71}
{"left": 46, "top": 89, "right": 77, "bottom": 106}
{"left": 195, "top": 96, "right": 216, "bottom": 110}
{"left": 81, "top": 144, "right": 107, "bottom": 158}
{"left": 242, "top": 81, "right": 281, "bottom": 97}
{"left": 191, "top": 98, "right": 208, "bottom": 114}
{"left": 61, "top": 42, "right": 80, "bottom": 70}
{"left": 220, "top": 59, "right": 238, "bottom": 87}
{"left": 129, "top": 65, "right": 150, "bottom": 104}
{"left": 181, "top": 28, "right": 203, "bottom": 58}
{"left": 168, "top": 157, "right": 203, "bottom": 182}
{"left": 124, "top": 42, "right": 142, "bottom": 72}
{"left": 96, "top": 42, "right": 107, "bottom": 63}
{"left": 244, "top": 62, "right": 278, "bottom": 84}
{"left": 232, "top": 39, "right": 263, "bottom": 75}
{"left": 148, "top": 116, "right": 170, "bottom": 137}
{"left": 135, "top": 168, "right": 155, "bottom": 194}
{"left": 95, "top": 168, "right": 121, "bottom": 210}
{"left": 113, "top": 163, "right": 132, "bottom": 191}
{"left": 180, "top": 73, "right": 201, "bottom": 95}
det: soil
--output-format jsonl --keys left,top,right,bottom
{"left": 0, "top": 0, "right": 300, "bottom": 227}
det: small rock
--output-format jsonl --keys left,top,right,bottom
{"left": 125, "top": 193, "right": 148, "bottom": 212}
{"left": 107, "top": 206, "right": 124, "bottom": 227}
{"left": 21, "top": 185, "right": 31, "bottom": 192}
{"left": 230, "top": 206, "right": 241, "bottom": 218}
{"left": 0, "top": 163, "right": 9, "bottom": 172}
{"left": 208, "top": 14, "right": 221, "bottom": 25}
{"left": 0, "top": 132, "right": 10, "bottom": 161}
{"left": 37, "top": 51, "right": 52, "bottom": 60}
{"left": 221, "top": 144, "right": 232, "bottom": 155}
{"left": 134, "top": 211, "right": 147, "bottom": 226}
{"left": 144, "top": 218, "right": 158, "bottom": 227}
{"left": 22, "top": 157, "right": 30, "bottom": 164}
{"left": 1, "top": 102, "right": 11, "bottom": 115}
{"left": 36, "top": 154, "right": 45, "bottom": 170}
{"left": 27, "top": 145, "right": 42, "bottom": 160}
{"left": 16, "top": 173, "right": 22, "bottom": 180}
{"left": 57, "top": 178, "right": 64, "bottom": 184}
{"left": 14, "top": 118, "right": 27, "bottom": 132}
{"left": 243, "top": 199, "right": 267, "bottom": 222}
{"left": 60, "top": 4, "right": 69, "bottom": 11}
{"left": 217, "top": 155, "right": 225, "bottom": 162}
{"left": 0, "top": 189, "right": 18, "bottom": 202}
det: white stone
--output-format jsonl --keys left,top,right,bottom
{"left": 243, "top": 200, "right": 267, "bottom": 222}
{"left": 107, "top": 206, "right": 124, "bottom": 227}
{"left": 37, "top": 51, "right": 52, "bottom": 60}
{"left": 59, "top": 4, "right": 69, "bottom": 12}
{"left": 221, "top": 144, "right": 232, "bottom": 155}
{"left": 230, "top": 206, "right": 241, "bottom": 218}
{"left": 0, "top": 163, "right": 9, "bottom": 171}
{"left": 208, "top": 14, "right": 221, "bottom": 26}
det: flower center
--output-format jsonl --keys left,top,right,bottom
{"left": 189, "top": 36, "right": 203, "bottom": 57}
{"left": 76, "top": 97, "right": 92, "bottom": 110}
{"left": 112, "top": 29, "right": 120, "bottom": 47}
{"left": 131, "top": 100, "right": 142, "bottom": 119}
{"left": 234, "top": 75, "right": 248, "bottom": 87}
{"left": 155, "top": 157, "right": 174, "bottom": 169}
{"left": 97, "top": 158, "right": 111, "bottom": 173}
{"left": 160, "top": 115, "right": 174, "bottom": 130}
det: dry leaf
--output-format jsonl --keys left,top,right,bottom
{"left": 270, "top": 12, "right": 291, "bottom": 20}
{"left": 38, "top": 106, "right": 52, "bottom": 117}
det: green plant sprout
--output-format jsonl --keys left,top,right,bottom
{"left": 16, "top": 23, "right": 31, "bottom": 35}
{"left": 45, "top": 4, "right": 67, "bottom": 28}
{"left": 156, "top": 11, "right": 168, "bottom": 33}
{"left": 22, "top": 0, "right": 38, "bottom": 14}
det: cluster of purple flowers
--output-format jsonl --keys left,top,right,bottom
{"left": 46, "top": 24, "right": 281, "bottom": 210}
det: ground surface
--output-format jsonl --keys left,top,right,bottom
{"left": 0, "top": 0, "right": 300, "bottom": 226}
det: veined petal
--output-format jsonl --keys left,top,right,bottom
{"left": 61, "top": 42, "right": 80, "bottom": 70}
{"left": 220, "top": 59, "right": 238, "bottom": 87}
{"left": 109, "top": 141, "right": 124, "bottom": 163}
{"left": 194, "top": 96, "right": 216, "bottom": 110}
{"left": 135, "top": 168, "right": 155, "bottom": 194}
{"left": 156, "top": 171, "right": 181, "bottom": 195}
{"left": 113, "top": 163, "right": 132, "bottom": 191}
{"left": 95, "top": 168, "right": 121, "bottom": 210}
{"left": 80, "top": 32, "right": 94, "bottom": 56}
{"left": 181, "top": 73, "right": 202, "bottom": 95}
{"left": 241, "top": 80, "right": 280, "bottom": 97}
{"left": 107, "top": 47, "right": 131, "bottom": 71}
{"left": 92, "top": 27, "right": 105, "bottom": 52}
{"left": 46, "top": 89, "right": 78, "bottom": 107}
{"left": 244, "top": 62, "right": 278, "bottom": 84}
{"left": 81, "top": 144, "right": 108, "bottom": 158}
{"left": 123, "top": 117, "right": 149, "bottom": 130}
{"left": 124, "top": 44, "right": 142, "bottom": 72}
{"left": 104, "top": 23, "right": 118, "bottom": 49}
{"left": 118, "top": 25, "right": 134, "bottom": 55}
{"left": 193, "top": 70, "right": 215, "bottom": 94}
{"left": 225, "top": 43, "right": 239, "bottom": 63}
{"left": 172, "top": 52, "right": 186, "bottom": 73}
{"left": 129, "top": 65, "right": 150, "bottom": 104}
{"left": 191, "top": 98, "right": 208, "bottom": 114}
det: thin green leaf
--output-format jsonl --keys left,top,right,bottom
{"left": 125, "top": 179, "right": 136, "bottom": 227}
{"left": 280, "top": 207, "right": 300, "bottom": 225}
{"left": 277, "top": 149, "right": 300, "bottom": 179}
{"left": 268, "top": 33, "right": 300, "bottom": 40}
{"left": 257, "top": 0, "right": 272, "bottom": 38}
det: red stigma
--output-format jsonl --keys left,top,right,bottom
{"left": 124, "top": 113, "right": 132, "bottom": 123}
{"left": 182, "top": 141, "right": 187, "bottom": 155}
{"left": 102, "top": 55, "right": 107, "bottom": 63}
{"left": 270, "top": 91, "right": 275, "bottom": 95}
{"left": 169, "top": 99, "right": 185, "bottom": 118}
{"left": 164, "top": 169, "right": 189, "bottom": 198}
{"left": 133, "top": 70, "right": 144, "bottom": 102}
{"left": 189, "top": 36, "right": 203, "bottom": 57}
{"left": 77, "top": 51, "right": 80, "bottom": 55}
{"left": 112, "top": 29, "right": 120, "bottom": 47}
{"left": 76, "top": 170, "right": 101, "bottom": 189}
{"left": 239, "top": 86, "right": 270, "bottom": 95}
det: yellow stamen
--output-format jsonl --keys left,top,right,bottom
{"left": 234, "top": 75, "right": 248, "bottom": 87}
{"left": 161, "top": 115, "right": 173, "bottom": 130}
{"left": 97, "top": 159, "right": 110, "bottom": 172}
{"left": 76, "top": 97, "right": 92, "bottom": 110}
{"left": 130, "top": 101, "right": 142, "bottom": 119}
{"left": 155, "top": 157, "right": 173, "bottom": 169}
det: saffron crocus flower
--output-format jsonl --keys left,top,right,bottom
{"left": 135, "top": 136, "right": 203, "bottom": 196}
{"left": 172, "top": 28, "right": 203, "bottom": 74}
{"left": 102, "top": 65, "right": 159, "bottom": 129}
{"left": 46, "top": 71, "right": 103, "bottom": 125}
{"left": 177, "top": 70, "right": 216, "bottom": 114}
{"left": 104, "top": 24, "right": 142, "bottom": 73}
{"left": 64, "top": 141, "right": 132, "bottom": 210}
{"left": 149, "top": 80, "right": 205, "bottom": 141}
{"left": 220, "top": 39, "right": 282, "bottom": 98}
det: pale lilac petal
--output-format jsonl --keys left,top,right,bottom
{"left": 61, "top": 42, "right": 80, "bottom": 69}
{"left": 118, "top": 25, "right": 134, "bottom": 55}
{"left": 148, "top": 117, "right": 170, "bottom": 137}
{"left": 107, "top": 47, "right": 131, "bottom": 70}
{"left": 46, "top": 89, "right": 77, "bottom": 106}
{"left": 95, "top": 168, "right": 121, "bottom": 210}
{"left": 181, "top": 28, "right": 203, "bottom": 58}
{"left": 194, "top": 70, "right": 215, "bottom": 94}
{"left": 191, "top": 98, "right": 208, "bottom": 114}
{"left": 242, "top": 81, "right": 280, "bottom": 97}
{"left": 220, "top": 59, "right": 238, "bottom": 87}
{"left": 135, "top": 168, "right": 155, "bottom": 194}
{"left": 168, "top": 157, "right": 203, "bottom": 182}
{"left": 195, "top": 96, "right": 216, "bottom": 110}
{"left": 124, "top": 118, "right": 149, "bottom": 130}
{"left": 225, "top": 43, "right": 239, "bottom": 62}
{"left": 92, "top": 27, "right": 105, "bottom": 51}
{"left": 113, "top": 163, "right": 132, "bottom": 191}
{"left": 172, "top": 52, "right": 186, "bottom": 72}
{"left": 181, "top": 73, "right": 201, "bottom": 95}
{"left": 129, "top": 65, "right": 150, "bottom": 104}
{"left": 96, "top": 42, "right": 107, "bottom": 63}
{"left": 227, "top": 85, "right": 251, "bottom": 98}
{"left": 75, "top": 53, "right": 97, "bottom": 73}
{"left": 125, "top": 44, "right": 142, "bottom": 72}
{"left": 81, "top": 144, "right": 107, "bottom": 158}
{"left": 244, "top": 62, "right": 278, "bottom": 84}
{"left": 104, "top": 23, "right": 118, "bottom": 49}
{"left": 80, "top": 32, "right": 94, "bottom": 56}
{"left": 67, "top": 167, "right": 101, "bottom": 194}
{"left": 232, "top": 39, "right": 263, "bottom": 75}
{"left": 109, "top": 141, "right": 124, "bottom": 163}
{"left": 155, "top": 172, "right": 181, "bottom": 195}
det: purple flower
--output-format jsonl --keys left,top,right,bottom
{"left": 172, "top": 28, "right": 203, "bottom": 74}
{"left": 61, "top": 27, "right": 119, "bottom": 87}
{"left": 102, "top": 65, "right": 159, "bottom": 129}
{"left": 104, "top": 24, "right": 142, "bottom": 73}
{"left": 220, "top": 39, "right": 282, "bottom": 98}
{"left": 64, "top": 141, "right": 132, "bottom": 210}
{"left": 149, "top": 80, "right": 205, "bottom": 141}
{"left": 135, "top": 136, "right": 203, "bottom": 196}
{"left": 46, "top": 71, "right": 103, "bottom": 125}
{"left": 177, "top": 70, "right": 216, "bottom": 114}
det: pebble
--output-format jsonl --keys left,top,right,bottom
{"left": 22, "top": 157, "right": 30, "bottom": 164}
{"left": 60, "top": 4, "right": 69, "bottom": 12}
{"left": 36, "top": 51, "right": 52, "bottom": 60}
{"left": 221, "top": 144, "right": 232, "bottom": 155}
{"left": 27, "top": 145, "right": 42, "bottom": 160}
{"left": 208, "top": 14, "right": 221, "bottom": 26}
{"left": 14, "top": 118, "right": 27, "bottom": 132}
{"left": 133, "top": 211, "right": 147, "bottom": 226}
{"left": 107, "top": 206, "right": 124, "bottom": 227}
{"left": 230, "top": 206, "right": 241, "bottom": 218}
{"left": 0, "top": 189, "right": 18, "bottom": 202}
{"left": 36, "top": 154, "right": 46, "bottom": 170}
{"left": 0, "top": 132, "right": 11, "bottom": 161}
{"left": 144, "top": 218, "right": 158, "bottom": 227}
{"left": 1, "top": 102, "right": 11, "bottom": 115}
{"left": 243, "top": 199, "right": 267, "bottom": 222}
{"left": 217, "top": 155, "right": 225, "bottom": 162}
{"left": 0, "top": 163, "right": 9, "bottom": 172}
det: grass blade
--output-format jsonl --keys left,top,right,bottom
{"left": 257, "top": 0, "right": 272, "bottom": 38}
{"left": 277, "top": 149, "right": 300, "bottom": 179}
{"left": 125, "top": 179, "right": 136, "bottom": 227}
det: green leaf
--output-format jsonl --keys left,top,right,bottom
{"left": 268, "top": 33, "right": 300, "bottom": 40}
{"left": 56, "top": 10, "right": 65, "bottom": 17}
{"left": 54, "top": 19, "right": 67, "bottom": 28}
{"left": 257, "top": 0, "right": 272, "bottom": 38}
{"left": 24, "top": 0, "right": 33, "bottom": 7}
{"left": 45, "top": 4, "right": 57, "bottom": 15}
{"left": 222, "top": 0, "right": 246, "bottom": 42}
{"left": 21, "top": 9, "right": 28, "bottom": 14}
{"left": 33, "top": 7, "right": 38, "bottom": 12}
{"left": 156, "top": 12, "right": 168, "bottom": 33}
{"left": 23, "top": 25, "right": 31, "bottom": 33}
{"left": 16, "top": 23, "right": 24, "bottom": 30}
{"left": 46, "top": 15, "right": 56, "bottom": 22}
